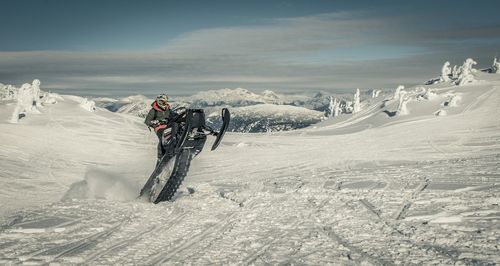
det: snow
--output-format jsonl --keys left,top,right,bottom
{"left": 440, "top": 61, "right": 451, "bottom": 82}
{"left": 456, "top": 58, "right": 478, "bottom": 86}
{"left": 184, "top": 87, "right": 287, "bottom": 106}
{"left": 0, "top": 68, "right": 500, "bottom": 264}
{"left": 492, "top": 57, "right": 500, "bottom": 74}
{"left": 352, "top": 88, "right": 361, "bottom": 114}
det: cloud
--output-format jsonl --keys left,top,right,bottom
{"left": 1, "top": 11, "right": 499, "bottom": 96}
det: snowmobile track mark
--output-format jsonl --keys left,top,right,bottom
{"left": 394, "top": 177, "right": 430, "bottom": 220}
{"left": 22, "top": 220, "right": 127, "bottom": 264}
{"left": 359, "top": 198, "right": 382, "bottom": 219}
{"left": 242, "top": 220, "right": 303, "bottom": 265}
{"left": 355, "top": 196, "right": 491, "bottom": 264}
{"left": 320, "top": 225, "right": 392, "bottom": 266}
{"left": 81, "top": 225, "right": 158, "bottom": 264}
{"left": 147, "top": 211, "right": 240, "bottom": 265}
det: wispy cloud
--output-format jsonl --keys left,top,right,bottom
{"left": 1, "top": 11, "right": 498, "bottom": 96}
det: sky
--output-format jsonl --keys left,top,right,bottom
{"left": 1, "top": 0, "right": 499, "bottom": 97}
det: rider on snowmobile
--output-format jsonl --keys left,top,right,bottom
{"left": 144, "top": 94, "right": 179, "bottom": 163}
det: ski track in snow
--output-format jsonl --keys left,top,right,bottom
{"left": 1, "top": 155, "right": 498, "bottom": 265}
{"left": 1, "top": 75, "right": 500, "bottom": 264}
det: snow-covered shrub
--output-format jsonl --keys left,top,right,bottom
{"left": 352, "top": 89, "right": 361, "bottom": 114}
{"left": 443, "top": 94, "right": 462, "bottom": 107}
{"left": 344, "top": 100, "right": 353, "bottom": 113}
{"left": 80, "top": 98, "right": 96, "bottom": 112}
{"left": 0, "top": 84, "right": 18, "bottom": 100}
{"left": 492, "top": 58, "right": 500, "bottom": 74}
{"left": 440, "top": 61, "right": 451, "bottom": 82}
{"left": 434, "top": 109, "right": 447, "bottom": 116}
{"left": 41, "top": 92, "right": 62, "bottom": 105}
{"left": 395, "top": 92, "right": 410, "bottom": 116}
{"left": 417, "top": 87, "right": 437, "bottom": 101}
{"left": 456, "top": 58, "right": 477, "bottom": 86}
{"left": 371, "top": 89, "right": 381, "bottom": 98}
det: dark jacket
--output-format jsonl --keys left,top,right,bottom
{"left": 144, "top": 102, "right": 176, "bottom": 131}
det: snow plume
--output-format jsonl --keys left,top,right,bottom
{"left": 456, "top": 58, "right": 478, "bottom": 86}
{"left": 62, "top": 168, "right": 137, "bottom": 202}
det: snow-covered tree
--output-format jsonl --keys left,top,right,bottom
{"left": 327, "top": 96, "right": 333, "bottom": 118}
{"left": 396, "top": 92, "right": 410, "bottom": 116}
{"left": 371, "top": 89, "right": 381, "bottom": 98}
{"left": 456, "top": 58, "right": 477, "bottom": 86}
{"left": 492, "top": 57, "right": 500, "bottom": 74}
{"left": 9, "top": 82, "right": 41, "bottom": 123}
{"left": 20, "top": 83, "right": 40, "bottom": 113}
{"left": 393, "top": 85, "right": 404, "bottom": 100}
{"left": 31, "top": 79, "right": 42, "bottom": 107}
{"left": 440, "top": 61, "right": 451, "bottom": 82}
{"left": 352, "top": 88, "right": 361, "bottom": 114}
{"left": 328, "top": 96, "right": 340, "bottom": 117}
{"left": 451, "top": 65, "right": 460, "bottom": 80}
{"left": 333, "top": 98, "right": 340, "bottom": 117}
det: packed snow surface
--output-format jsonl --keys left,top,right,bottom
{"left": 0, "top": 72, "right": 499, "bottom": 265}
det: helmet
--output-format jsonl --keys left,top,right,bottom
{"left": 155, "top": 94, "right": 169, "bottom": 109}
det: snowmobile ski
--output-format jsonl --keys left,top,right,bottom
{"left": 211, "top": 108, "right": 230, "bottom": 151}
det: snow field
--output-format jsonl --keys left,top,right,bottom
{"left": 0, "top": 71, "right": 499, "bottom": 264}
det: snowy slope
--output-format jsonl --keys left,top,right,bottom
{"left": 0, "top": 71, "right": 499, "bottom": 265}
{"left": 207, "top": 104, "right": 325, "bottom": 133}
{"left": 92, "top": 88, "right": 347, "bottom": 132}
{"left": 0, "top": 95, "right": 154, "bottom": 215}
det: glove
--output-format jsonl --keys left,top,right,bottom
{"left": 150, "top": 120, "right": 160, "bottom": 127}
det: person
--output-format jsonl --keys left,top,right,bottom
{"left": 144, "top": 94, "right": 178, "bottom": 163}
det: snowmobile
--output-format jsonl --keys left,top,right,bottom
{"left": 139, "top": 107, "right": 230, "bottom": 203}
